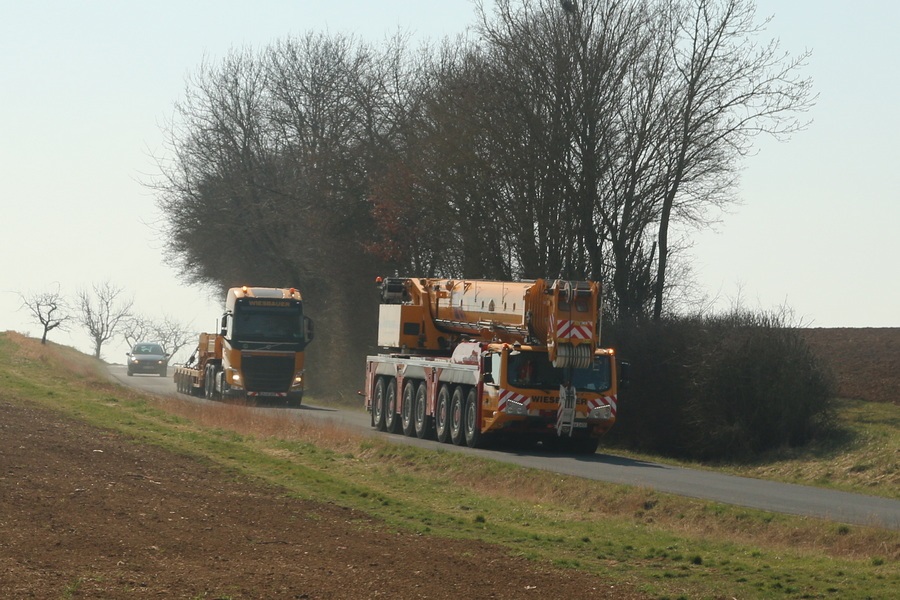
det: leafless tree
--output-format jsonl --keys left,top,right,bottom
{"left": 121, "top": 315, "right": 156, "bottom": 349}
{"left": 122, "top": 314, "right": 195, "bottom": 361}
{"left": 76, "top": 281, "right": 134, "bottom": 360}
{"left": 150, "top": 32, "right": 419, "bottom": 396}
{"left": 648, "top": 0, "right": 814, "bottom": 320}
{"left": 18, "top": 284, "right": 71, "bottom": 344}
{"left": 151, "top": 315, "right": 195, "bottom": 359}
{"left": 369, "top": 39, "right": 516, "bottom": 279}
{"left": 473, "top": 0, "right": 813, "bottom": 321}
{"left": 263, "top": 32, "right": 420, "bottom": 396}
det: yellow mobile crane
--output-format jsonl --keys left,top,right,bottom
{"left": 363, "top": 277, "right": 620, "bottom": 453}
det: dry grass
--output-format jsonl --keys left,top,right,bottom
{"left": 9, "top": 332, "right": 106, "bottom": 380}
{"left": 141, "top": 391, "right": 898, "bottom": 563}
{"left": 151, "top": 395, "right": 363, "bottom": 450}
{"left": 427, "top": 455, "right": 898, "bottom": 562}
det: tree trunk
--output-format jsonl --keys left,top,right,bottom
{"left": 653, "top": 200, "right": 672, "bottom": 321}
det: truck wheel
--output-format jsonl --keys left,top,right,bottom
{"left": 384, "top": 378, "right": 400, "bottom": 433}
{"left": 204, "top": 366, "right": 215, "bottom": 400}
{"left": 217, "top": 372, "right": 228, "bottom": 399}
{"left": 401, "top": 380, "right": 416, "bottom": 437}
{"left": 464, "top": 387, "right": 483, "bottom": 448}
{"left": 414, "top": 382, "right": 431, "bottom": 439}
{"left": 372, "top": 377, "right": 386, "bottom": 431}
{"left": 435, "top": 385, "right": 451, "bottom": 443}
{"left": 449, "top": 386, "right": 466, "bottom": 446}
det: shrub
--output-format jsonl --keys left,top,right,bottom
{"left": 606, "top": 310, "right": 835, "bottom": 461}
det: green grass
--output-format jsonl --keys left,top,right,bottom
{"left": 601, "top": 398, "right": 899, "bottom": 501}
{"left": 2, "top": 331, "right": 898, "bottom": 599}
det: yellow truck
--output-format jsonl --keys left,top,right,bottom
{"left": 174, "top": 286, "right": 314, "bottom": 406}
{"left": 363, "top": 278, "right": 621, "bottom": 453}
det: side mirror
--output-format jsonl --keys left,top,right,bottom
{"left": 483, "top": 372, "right": 494, "bottom": 385}
{"left": 304, "top": 317, "right": 315, "bottom": 343}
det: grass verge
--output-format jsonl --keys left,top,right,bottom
{"left": 2, "top": 331, "right": 898, "bottom": 599}
{"left": 602, "top": 397, "right": 899, "bottom": 501}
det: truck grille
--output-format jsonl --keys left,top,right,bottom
{"left": 241, "top": 354, "right": 295, "bottom": 392}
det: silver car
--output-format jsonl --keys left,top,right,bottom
{"left": 126, "top": 342, "right": 170, "bottom": 377}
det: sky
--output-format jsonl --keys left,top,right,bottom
{"left": 2, "top": 1, "right": 898, "bottom": 363}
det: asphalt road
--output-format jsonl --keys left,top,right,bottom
{"left": 108, "top": 365, "right": 900, "bottom": 530}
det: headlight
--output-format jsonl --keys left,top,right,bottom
{"left": 504, "top": 399, "right": 528, "bottom": 416}
{"left": 588, "top": 405, "right": 613, "bottom": 420}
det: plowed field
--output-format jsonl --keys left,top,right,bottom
{"left": 0, "top": 400, "right": 642, "bottom": 599}
{"left": 799, "top": 328, "right": 899, "bottom": 405}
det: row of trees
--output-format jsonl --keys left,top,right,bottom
{"left": 18, "top": 282, "right": 193, "bottom": 361}
{"left": 150, "top": 0, "right": 814, "bottom": 397}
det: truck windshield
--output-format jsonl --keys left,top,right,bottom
{"left": 232, "top": 303, "right": 305, "bottom": 343}
{"left": 507, "top": 350, "right": 611, "bottom": 393}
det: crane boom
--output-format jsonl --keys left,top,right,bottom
{"left": 377, "top": 277, "right": 601, "bottom": 368}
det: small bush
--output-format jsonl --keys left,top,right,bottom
{"left": 606, "top": 310, "right": 835, "bottom": 461}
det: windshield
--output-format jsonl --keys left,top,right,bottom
{"left": 507, "top": 350, "right": 611, "bottom": 393}
{"left": 232, "top": 304, "right": 305, "bottom": 343}
{"left": 132, "top": 344, "right": 165, "bottom": 355}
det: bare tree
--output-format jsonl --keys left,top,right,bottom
{"left": 369, "top": 40, "right": 514, "bottom": 279}
{"left": 122, "top": 314, "right": 195, "bottom": 361}
{"left": 150, "top": 32, "right": 416, "bottom": 396}
{"left": 18, "top": 284, "right": 71, "bottom": 344}
{"left": 76, "top": 282, "right": 134, "bottom": 359}
{"left": 121, "top": 315, "right": 156, "bottom": 349}
{"left": 473, "top": 0, "right": 813, "bottom": 321}
{"left": 649, "top": 0, "right": 815, "bottom": 320}
{"left": 151, "top": 315, "right": 195, "bottom": 359}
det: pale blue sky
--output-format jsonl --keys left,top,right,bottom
{"left": 2, "top": 1, "right": 897, "bottom": 361}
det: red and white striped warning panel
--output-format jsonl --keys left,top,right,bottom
{"left": 498, "top": 389, "right": 531, "bottom": 412}
{"left": 552, "top": 317, "right": 594, "bottom": 341}
{"left": 587, "top": 395, "right": 617, "bottom": 416}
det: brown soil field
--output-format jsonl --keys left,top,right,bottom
{"left": 799, "top": 328, "right": 900, "bottom": 405}
{"left": 0, "top": 399, "right": 644, "bottom": 599}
